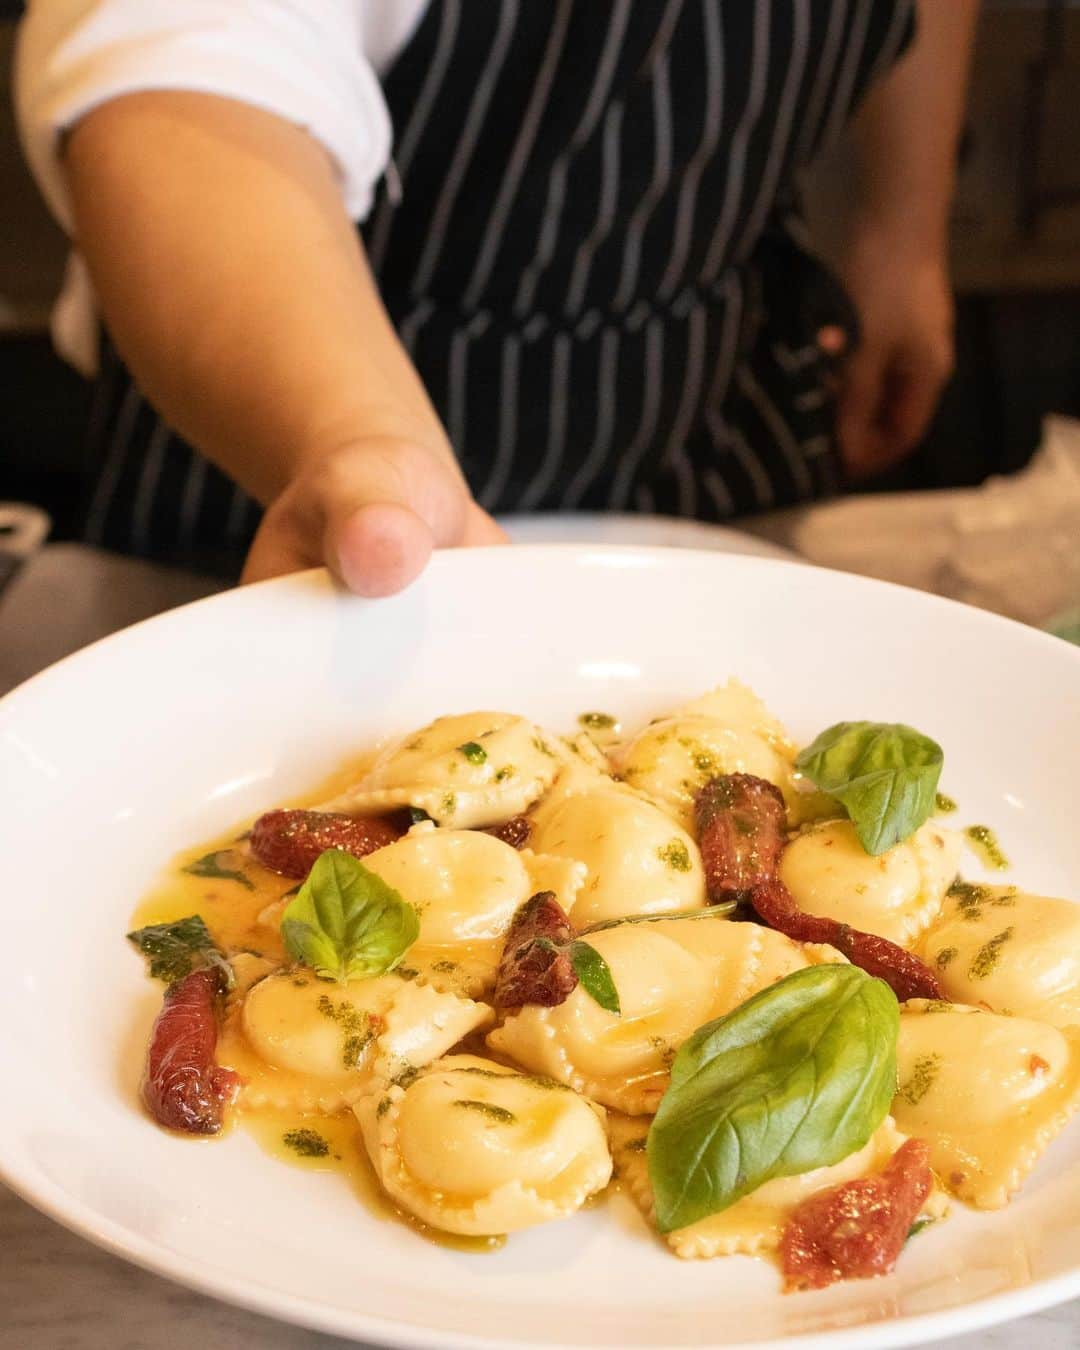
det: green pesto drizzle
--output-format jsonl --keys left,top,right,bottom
{"left": 899, "top": 1054, "right": 941, "bottom": 1106}
{"left": 969, "top": 927, "right": 1014, "bottom": 980}
{"left": 282, "top": 1128, "right": 330, "bottom": 1158}
{"left": 965, "top": 825, "right": 1010, "bottom": 870}
{"left": 494, "top": 765, "right": 514, "bottom": 782}
{"left": 948, "top": 878, "right": 1016, "bottom": 921}
{"left": 657, "top": 839, "right": 692, "bottom": 873}
{"left": 441, "top": 792, "right": 457, "bottom": 816}
{"left": 459, "top": 741, "right": 487, "bottom": 764}
{"left": 935, "top": 947, "right": 958, "bottom": 969}
{"left": 431, "top": 959, "right": 460, "bottom": 973}
{"left": 316, "top": 994, "right": 374, "bottom": 1069}
{"left": 625, "top": 1137, "right": 648, "bottom": 1153}
{"left": 376, "top": 1097, "right": 392, "bottom": 1118}
{"left": 578, "top": 712, "right": 617, "bottom": 731}
{"left": 934, "top": 793, "right": 958, "bottom": 814}
{"left": 452, "top": 1099, "right": 517, "bottom": 1125}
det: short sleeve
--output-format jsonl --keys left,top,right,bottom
{"left": 14, "top": 0, "right": 393, "bottom": 231}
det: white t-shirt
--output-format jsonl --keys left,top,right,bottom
{"left": 15, "top": 0, "right": 431, "bottom": 370}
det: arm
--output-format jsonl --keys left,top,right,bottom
{"left": 835, "top": 0, "right": 979, "bottom": 478}
{"left": 64, "top": 92, "right": 501, "bottom": 592}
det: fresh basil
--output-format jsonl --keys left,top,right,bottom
{"left": 183, "top": 850, "right": 254, "bottom": 890}
{"left": 280, "top": 848, "right": 419, "bottom": 982}
{"left": 647, "top": 965, "right": 898, "bottom": 1233}
{"left": 567, "top": 940, "right": 620, "bottom": 1015}
{"left": 794, "top": 721, "right": 943, "bottom": 856}
{"left": 127, "top": 914, "right": 233, "bottom": 985}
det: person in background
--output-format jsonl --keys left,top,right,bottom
{"left": 15, "top": 1, "right": 977, "bottom": 595}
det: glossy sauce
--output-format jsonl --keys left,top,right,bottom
{"left": 129, "top": 746, "right": 513, "bottom": 1253}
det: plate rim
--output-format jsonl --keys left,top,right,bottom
{"left": 2, "top": 545, "right": 1079, "bottom": 1349}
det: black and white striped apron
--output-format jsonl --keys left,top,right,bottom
{"left": 83, "top": 0, "right": 915, "bottom": 579}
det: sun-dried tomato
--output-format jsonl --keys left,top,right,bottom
{"left": 781, "top": 1138, "right": 933, "bottom": 1291}
{"left": 485, "top": 815, "right": 532, "bottom": 850}
{"left": 750, "top": 877, "right": 945, "bottom": 1002}
{"left": 249, "top": 808, "right": 401, "bottom": 878}
{"left": 142, "top": 967, "right": 240, "bottom": 1134}
{"left": 493, "top": 892, "right": 578, "bottom": 1009}
{"left": 695, "top": 773, "right": 788, "bottom": 905}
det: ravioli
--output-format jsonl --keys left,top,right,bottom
{"left": 921, "top": 884, "right": 1080, "bottom": 1027}
{"left": 779, "top": 819, "right": 962, "bottom": 947}
{"left": 610, "top": 1113, "right": 946, "bottom": 1260}
{"left": 362, "top": 824, "right": 585, "bottom": 996}
{"left": 319, "top": 711, "right": 561, "bottom": 828}
{"left": 617, "top": 680, "right": 798, "bottom": 830}
{"left": 487, "top": 915, "right": 844, "bottom": 1114}
{"left": 528, "top": 765, "right": 706, "bottom": 927}
{"left": 891, "top": 1001, "right": 1080, "bottom": 1208}
{"left": 356, "top": 1055, "right": 611, "bottom": 1235}
{"left": 218, "top": 969, "right": 492, "bottom": 1113}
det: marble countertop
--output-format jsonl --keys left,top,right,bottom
{"left": 1, "top": 542, "right": 1077, "bottom": 1350}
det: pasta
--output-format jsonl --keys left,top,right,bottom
{"left": 528, "top": 763, "right": 707, "bottom": 927}
{"left": 355, "top": 1055, "right": 611, "bottom": 1235}
{"left": 488, "top": 915, "right": 844, "bottom": 1114}
{"left": 891, "top": 1000, "right": 1080, "bottom": 1208}
{"left": 218, "top": 969, "right": 492, "bottom": 1113}
{"left": 920, "top": 884, "right": 1080, "bottom": 1027}
{"left": 128, "top": 679, "right": 1079, "bottom": 1289}
{"left": 618, "top": 680, "right": 798, "bottom": 829}
{"left": 361, "top": 823, "right": 585, "bottom": 996}
{"left": 319, "top": 711, "right": 562, "bottom": 828}
{"left": 779, "top": 819, "right": 962, "bottom": 947}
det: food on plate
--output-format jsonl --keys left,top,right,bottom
{"left": 779, "top": 818, "right": 962, "bottom": 948}
{"left": 891, "top": 1000, "right": 1080, "bottom": 1208}
{"left": 919, "top": 883, "right": 1080, "bottom": 1026}
{"left": 355, "top": 1055, "right": 611, "bottom": 1235}
{"left": 126, "top": 684, "right": 1076, "bottom": 1293}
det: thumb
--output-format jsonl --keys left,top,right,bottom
{"left": 242, "top": 439, "right": 475, "bottom": 596}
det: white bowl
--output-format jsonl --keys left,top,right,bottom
{"left": 1, "top": 546, "right": 1078, "bottom": 1350}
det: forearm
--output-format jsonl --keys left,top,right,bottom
{"left": 849, "top": 0, "right": 979, "bottom": 251}
{"left": 64, "top": 91, "right": 453, "bottom": 505}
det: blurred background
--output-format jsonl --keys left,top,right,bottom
{"left": 2, "top": 0, "right": 1080, "bottom": 538}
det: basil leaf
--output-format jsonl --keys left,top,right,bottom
{"left": 567, "top": 940, "right": 621, "bottom": 1015}
{"left": 280, "top": 849, "right": 419, "bottom": 982}
{"left": 183, "top": 850, "right": 254, "bottom": 890}
{"left": 794, "top": 721, "right": 943, "bottom": 856}
{"left": 127, "top": 914, "right": 233, "bottom": 986}
{"left": 647, "top": 965, "right": 898, "bottom": 1233}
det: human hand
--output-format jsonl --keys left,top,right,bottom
{"left": 833, "top": 223, "right": 955, "bottom": 480}
{"left": 241, "top": 437, "right": 507, "bottom": 595}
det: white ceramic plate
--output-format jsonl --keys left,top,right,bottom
{"left": 499, "top": 511, "right": 794, "bottom": 560}
{"left": 1, "top": 546, "right": 1078, "bottom": 1350}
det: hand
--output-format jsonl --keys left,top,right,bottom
{"left": 241, "top": 437, "right": 507, "bottom": 595}
{"left": 833, "top": 224, "right": 955, "bottom": 480}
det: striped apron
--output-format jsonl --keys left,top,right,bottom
{"left": 83, "top": 0, "right": 914, "bottom": 579}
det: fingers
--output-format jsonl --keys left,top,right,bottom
{"left": 462, "top": 502, "right": 510, "bottom": 546}
{"left": 837, "top": 340, "right": 952, "bottom": 481}
{"left": 241, "top": 437, "right": 505, "bottom": 595}
{"left": 836, "top": 348, "right": 889, "bottom": 480}
{"left": 331, "top": 501, "right": 434, "bottom": 597}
